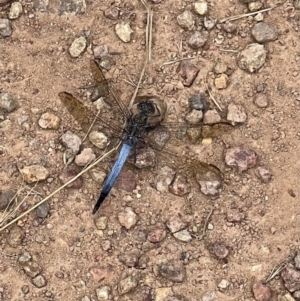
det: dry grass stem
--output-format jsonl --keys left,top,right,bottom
{"left": 198, "top": 208, "right": 214, "bottom": 240}
{"left": 82, "top": 109, "right": 100, "bottom": 142}
{"left": 265, "top": 261, "right": 287, "bottom": 283}
{"left": 219, "top": 49, "right": 239, "bottom": 53}
{"left": 160, "top": 56, "right": 196, "bottom": 68}
{"left": 207, "top": 87, "right": 223, "bottom": 111}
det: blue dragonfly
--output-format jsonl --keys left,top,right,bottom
{"left": 59, "top": 60, "right": 232, "bottom": 214}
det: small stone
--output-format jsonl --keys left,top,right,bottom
{"left": 82, "top": 297, "right": 91, "bottom": 301}
{"left": 169, "top": 173, "right": 191, "bottom": 196}
{"left": 115, "top": 22, "right": 133, "bottom": 43}
{"left": 254, "top": 94, "right": 268, "bottom": 108}
{"left": 0, "top": 190, "right": 15, "bottom": 210}
{"left": 208, "top": 242, "right": 229, "bottom": 259}
{"left": 118, "top": 207, "right": 138, "bottom": 230}
{"left": 75, "top": 148, "right": 96, "bottom": 166}
{"left": 204, "top": 16, "right": 217, "bottom": 30}
{"left": 134, "top": 147, "right": 156, "bottom": 168}
{"left": 202, "top": 291, "right": 218, "bottom": 301}
{"left": 251, "top": 22, "right": 278, "bottom": 43}
{"left": 31, "top": 275, "right": 47, "bottom": 288}
{"left": 164, "top": 295, "right": 186, "bottom": 301}
{"left": 61, "top": 131, "right": 81, "bottom": 155}
{"left": 96, "top": 285, "right": 110, "bottom": 300}
{"left": 281, "top": 265, "right": 300, "bottom": 292}
{"left": 89, "top": 131, "right": 108, "bottom": 149}
{"left": 176, "top": 60, "right": 199, "bottom": 87}
{"left": 159, "top": 260, "right": 186, "bottom": 283}
{"left": 9, "top": 2, "right": 23, "bottom": 19}
{"left": 155, "top": 287, "right": 173, "bottom": 301}
{"left": 156, "top": 166, "right": 175, "bottom": 193}
{"left": 227, "top": 209, "right": 245, "bottom": 222}
{"left": 0, "top": 19, "right": 12, "bottom": 37}
{"left": 279, "top": 293, "right": 296, "bottom": 301}
{"left": 147, "top": 126, "right": 170, "bottom": 150}
{"left": 35, "top": 202, "right": 50, "bottom": 218}
{"left": 188, "top": 31, "right": 209, "bottom": 49}
{"left": 295, "top": 0, "right": 300, "bottom": 9}
{"left": 166, "top": 216, "right": 187, "bottom": 233}
{"left": 237, "top": 43, "right": 267, "bottom": 73}
{"left": 20, "top": 165, "right": 50, "bottom": 183}
{"left": 227, "top": 103, "right": 247, "bottom": 124}
{"left": 295, "top": 252, "right": 300, "bottom": 270}
{"left": 114, "top": 169, "right": 136, "bottom": 192}
{"left": 101, "top": 239, "right": 111, "bottom": 251}
{"left": 38, "top": 112, "right": 60, "bottom": 129}
{"left": 177, "top": 10, "right": 194, "bottom": 30}
{"left": 254, "top": 12, "right": 264, "bottom": 22}
{"left": 218, "top": 279, "right": 230, "bottom": 290}
{"left": 22, "top": 261, "right": 42, "bottom": 278}
{"left": 99, "top": 56, "right": 115, "bottom": 71}
{"left": 69, "top": 36, "right": 87, "bottom": 58}
{"left": 293, "top": 292, "right": 300, "bottom": 301}
{"left": 214, "top": 74, "right": 229, "bottom": 89}
{"left": 21, "top": 285, "right": 29, "bottom": 294}
{"left": 252, "top": 283, "right": 271, "bottom": 301}
{"left": 18, "top": 251, "right": 32, "bottom": 264}
{"left": 213, "top": 61, "right": 228, "bottom": 74}
{"left": 7, "top": 226, "right": 24, "bottom": 247}
{"left": 104, "top": 7, "right": 119, "bottom": 20}
{"left": 222, "top": 21, "right": 237, "bottom": 33}
{"left": 58, "top": 0, "right": 86, "bottom": 14}
{"left": 89, "top": 168, "right": 107, "bottom": 184}
{"left": 93, "top": 45, "right": 109, "bottom": 59}
{"left": 89, "top": 266, "right": 111, "bottom": 283}
{"left": 0, "top": 93, "right": 17, "bottom": 112}
{"left": 194, "top": 1, "right": 208, "bottom": 15}
{"left": 118, "top": 276, "right": 138, "bottom": 295}
{"left": 173, "top": 229, "right": 192, "bottom": 242}
{"left": 256, "top": 166, "right": 272, "bottom": 183}
{"left": 59, "top": 168, "right": 83, "bottom": 188}
{"left": 189, "top": 93, "right": 208, "bottom": 111}
{"left": 198, "top": 180, "right": 221, "bottom": 196}
{"left": 203, "top": 109, "right": 221, "bottom": 124}
{"left": 225, "top": 147, "right": 257, "bottom": 172}
{"left": 94, "top": 216, "right": 108, "bottom": 230}
{"left": 147, "top": 228, "right": 167, "bottom": 243}
{"left": 248, "top": 1, "right": 263, "bottom": 11}
{"left": 185, "top": 109, "right": 203, "bottom": 124}
{"left": 119, "top": 251, "right": 140, "bottom": 267}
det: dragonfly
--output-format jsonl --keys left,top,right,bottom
{"left": 59, "top": 60, "right": 232, "bottom": 214}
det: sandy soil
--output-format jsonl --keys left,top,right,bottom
{"left": 1, "top": 0, "right": 300, "bottom": 300}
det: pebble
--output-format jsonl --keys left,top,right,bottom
{"left": 147, "top": 228, "right": 167, "bottom": 243}
{"left": 227, "top": 209, "right": 245, "bottom": 222}
{"left": 35, "top": 201, "right": 50, "bottom": 218}
{"left": 22, "top": 261, "right": 42, "bottom": 278}
{"left": 227, "top": 103, "right": 247, "bottom": 124}
{"left": 69, "top": 36, "right": 87, "bottom": 58}
{"left": 118, "top": 275, "right": 138, "bottom": 295}
{"left": 115, "top": 169, "right": 136, "bottom": 192}
{"left": 251, "top": 22, "right": 278, "bottom": 43}
{"left": 0, "top": 19, "right": 12, "bottom": 37}
{"left": 156, "top": 166, "right": 175, "bottom": 192}
{"left": 248, "top": 1, "right": 263, "bottom": 11}
{"left": 177, "top": 10, "right": 194, "bottom": 30}
{"left": 155, "top": 287, "right": 173, "bottom": 301}
{"left": 115, "top": 22, "right": 133, "bottom": 43}
{"left": 189, "top": 93, "right": 208, "bottom": 111}
{"left": 93, "top": 44, "right": 109, "bottom": 59}
{"left": 18, "top": 251, "right": 32, "bottom": 264}
{"left": 188, "top": 31, "right": 209, "bottom": 49}
{"left": 169, "top": 173, "right": 191, "bottom": 196}
{"left": 237, "top": 43, "right": 267, "bottom": 73}
{"left": 279, "top": 293, "right": 296, "bottom": 301}
{"left": 96, "top": 285, "right": 110, "bottom": 300}
{"left": 252, "top": 283, "right": 272, "bottom": 301}
{"left": 282, "top": 265, "right": 300, "bottom": 292}
{"left": 38, "top": 112, "right": 60, "bottom": 129}
{"left": 0, "top": 93, "right": 17, "bottom": 112}
{"left": 204, "top": 16, "right": 217, "bottom": 30}
{"left": 254, "top": 94, "right": 268, "bottom": 108}
{"left": 214, "top": 74, "right": 229, "bottom": 89}
{"left": 58, "top": 0, "right": 86, "bottom": 14}
{"left": 75, "top": 148, "right": 96, "bottom": 166}
{"left": 7, "top": 226, "right": 24, "bottom": 247}
{"left": 89, "top": 168, "right": 107, "bottom": 184}
{"left": 61, "top": 131, "right": 81, "bottom": 155}
{"left": 194, "top": 1, "right": 208, "bottom": 15}
{"left": 9, "top": 2, "right": 22, "bottom": 19}
{"left": 222, "top": 21, "right": 237, "bottom": 33}
{"left": 101, "top": 239, "right": 111, "bottom": 251}
{"left": 20, "top": 165, "right": 50, "bottom": 183}
{"left": 134, "top": 147, "right": 156, "bottom": 168}
{"left": 208, "top": 242, "right": 229, "bottom": 259}
{"left": 213, "top": 61, "right": 227, "bottom": 74}
{"left": 254, "top": 12, "right": 264, "bottom": 22}
{"left": 203, "top": 109, "right": 221, "bottom": 124}
{"left": 0, "top": 190, "right": 15, "bottom": 210}
{"left": 89, "top": 267, "right": 110, "bottom": 283}
{"left": 21, "top": 285, "right": 29, "bottom": 294}
{"left": 164, "top": 295, "right": 186, "bottom": 301}
{"left": 119, "top": 251, "right": 140, "bottom": 267}
{"left": 59, "top": 168, "right": 83, "bottom": 188}
{"left": 159, "top": 260, "right": 186, "bottom": 282}
{"left": 187, "top": 127, "right": 201, "bottom": 143}
{"left": 173, "top": 229, "right": 192, "bottom": 242}
{"left": 295, "top": 1, "right": 300, "bottom": 9}
{"left": 202, "top": 291, "right": 218, "bottom": 301}
{"left": 185, "top": 109, "right": 203, "bottom": 124}
{"left": 255, "top": 166, "right": 272, "bottom": 183}
{"left": 147, "top": 126, "right": 170, "bottom": 150}
{"left": 218, "top": 279, "right": 230, "bottom": 290}
{"left": 176, "top": 60, "right": 199, "bottom": 87}
{"left": 88, "top": 131, "right": 108, "bottom": 150}
{"left": 82, "top": 297, "right": 91, "bottom": 301}
{"left": 198, "top": 180, "right": 221, "bottom": 196}
{"left": 104, "top": 7, "right": 119, "bottom": 20}
{"left": 295, "top": 252, "right": 300, "bottom": 269}
{"left": 94, "top": 216, "right": 108, "bottom": 230}
{"left": 118, "top": 207, "right": 138, "bottom": 230}
{"left": 166, "top": 216, "right": 187, "bottom": 233}
{"left": 31, "top": 274, "right": 47, "bottom": 288}
{"left": 225, "top": 147, "right": 257, "bottom": 172}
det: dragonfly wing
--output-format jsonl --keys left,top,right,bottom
{"left": 90, "top": 59, "right": 109, "bottom": 98}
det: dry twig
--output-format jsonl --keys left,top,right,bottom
{"left": 160, "top": 56, "right": 196, "bottom": 68}
{"left": 196, "top": 208, "right": 214, "bottom": 241}
{"left": 265, "top": 261, "right": 287, "bottom": 283}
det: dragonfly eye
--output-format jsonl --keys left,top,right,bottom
{"left": 137, "top": 101, "right": 155, "bottom": 115}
